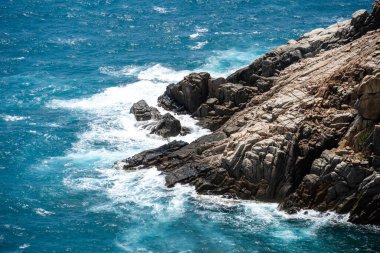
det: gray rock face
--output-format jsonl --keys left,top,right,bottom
{"left": 130, "top": 100, "right": 161, "bottom": 121}
{"left": 280, "top": 150, "right": 379, "bottom": 225}
{"left": 151, "top": 113, "right": 182, "bottom": 138}
{"left": 158, "top": 72, "right": 210, "bottom": 113}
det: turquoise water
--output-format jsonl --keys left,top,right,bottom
{"left": 1, "top": 0, "right": 379, "bottom": 252}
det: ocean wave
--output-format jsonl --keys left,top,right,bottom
{"left": 198, "top": 48, "right": 259, "bottom": 77}
{"left": 48, "top": 77, "right": 210, "bottom": 166}
{"left": 99, "top": 48, "right": 260, "bottom": 83}
{"left": 50, "top": 37, "right": 87, "bottom": 46}
{"left": 189, "top": 33, "right": 201, "bottom": 39}
{"left": 152, "top": 6, "right": 175, "bottom": 14}
{"left": 99, "top": 65, "right": 143, "bottom": 77}
{"left": 1, "top": 114, "right": 29, "bottom": 122}
{"left": 189, "top": 26, "right": 208, "bottom": 39}
{"left": 195, "top": 27, "right": 208, "bottom": 33}
{"left": 214, "top": 31, "right": 260, "bottom": 35}
{"left": 189, "top": 41, "right": 208, "bottom": 50}
{"left": 137, "top": 64, "right": 190, "bottom": 83}
{"left": 64, "top": 167, "right": 194, "bottom": 219}
{"left": 34, "top": 208, "right": 55, "bottom": 217}
{"left": 99, "top": 64, "right": 190, "bottom": 83}
{"left": 48, "top": 80, "right": 165, "bottom": 110}
{"left": 19, "top": 244, "right": 30, "bottom": 249}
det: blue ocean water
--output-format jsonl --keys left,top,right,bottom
{"left": 1, "top": 0, "right": 379, "bottom": 252}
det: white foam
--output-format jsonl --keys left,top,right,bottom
{"left": 64, "top": 167, "right": 195, "bottom": 219}
{"left": 195, "top": 27, "right": 208, "bottom": 33}
{"left": 99, "top": 65, "right": 143, "bottom": 77}
{"left": 48, "top": 80, "right": 164, "bottom": 110}
{"left": 137, "top": 64, "right": 191, "bottom": 83}
{"left": 12, "top": 56, "right": 26, "bottom": 61}
{"left": 272, "top": 230, "right": 299, "bottom": 240}
{"left": 189, "top": 41, "right": 208, "bottom": 50}
{"left": 197, "top": 49, "right": 259, "bottom": 77}
{"left": 189, "top": 33, "right": 201, "bottom": 39}
{"left": 34, "top": 208, "right": 55, "bottom": 216}
{"left": 49, "top": 77, "right": 210, "bottom": 165}
{"left": 189, "top": 26, "right": 208, "bottom": 39}
{"left": 98, "top": 49, "right": 259, "bottom": 82}
{"left": 215, "top": 31, "right": 243, "bottom": 35}
{"left": 1, "top": 114, "right": 29, "bottom": 122}
{"left": 98, "top": 64, "right": 191, "bottom": 83}
{"left": 51, "top": 37, "right": 87, "bottom": 46}
{"left": 19, "top": 244, "right": 30, "bottom": 249}
{"left": 153, "top": 6, "right": 174, "bottom": 14}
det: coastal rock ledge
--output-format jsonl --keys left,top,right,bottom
{"left": 116, "top": 0, "right": 380, "bottom": 225}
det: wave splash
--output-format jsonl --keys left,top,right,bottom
{"left": 45, "top": 45, "right": 363, "bottom": 251}
{"left": 62, "top": 164, "right": 353, "bottom": 251}
{"left": 1, "top": 114, "right": 29, "bottom": 122}
{"left": 97, "top": 48, "right": 261, "bottom": 81}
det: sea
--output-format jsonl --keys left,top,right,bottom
{"left": 1, "top": 0, "right": 379, "bottom": 252}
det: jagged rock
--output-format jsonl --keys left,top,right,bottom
{"left": 195, "top": 104, "right": 212, "bottom": 118}
{"left": 349, "top": 172, "right": 380, "bottom": 225}
{"left": 165, "top": 164, "right": 200, "bottom": 187}
{"left": 158, "top": 72, "right": 210, "bottom": 113}
{"left": 215, "top": 83, "right": 258, "bottom": 106}
{"left": 280, "top": 149, "right": 379, "bottom": 225}
{"left": 351, "top": 10, "right": 370, "bottom": 27}
{"left": 114, "top": 140, "right": 188, "bottom": 170}
{"left": 208, "top": 78, "right": 227, "bottom": 98}
{"left": 151, "top": 113, "right": 182, "bottom": 138}
{"left": 130, "top": 100, "right": 161, "bottom": 121}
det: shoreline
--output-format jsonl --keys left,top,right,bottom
{"left": 118, "top": 0, "right": 380, "bottom": 226}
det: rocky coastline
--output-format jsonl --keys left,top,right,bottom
{"left": 115, "top": 0, "right": 380, "bottom": 225}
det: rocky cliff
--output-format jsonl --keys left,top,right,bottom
{"left": 116, "top": 0, "right": 380, "bottom": 225}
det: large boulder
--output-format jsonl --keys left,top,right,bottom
{"left": 158, "top": 72, "right": 211, "bottom": 113}
{"left": 357, "top": 72, "right": 380, "bottom": 120}
{"left": 151, "top": 113, "right": 182, "bottom": 138}
{"left": 130, "top": 100, "right": 161, "bottom": 121}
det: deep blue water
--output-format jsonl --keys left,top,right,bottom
{"left": 1, "top": 0, "right": 379, "bottom": 252}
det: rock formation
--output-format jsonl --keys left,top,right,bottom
{"left": 130, "top": 100, "right": 186, "bottom": 138}
{"left": 130, "top": 100, "right": 161, "bottom": 121}
{"left": 150, "top": 113, "right": 182, "bottom": 138}
{"left": 118, "top": 0, "right": 380, "bottom": 225}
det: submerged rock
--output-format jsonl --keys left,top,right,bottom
{"left": 130, "top": 100, "right": 161, "bottom": 121}
{"left": 151, "top": 113, "right": 182, "bottom": 138}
